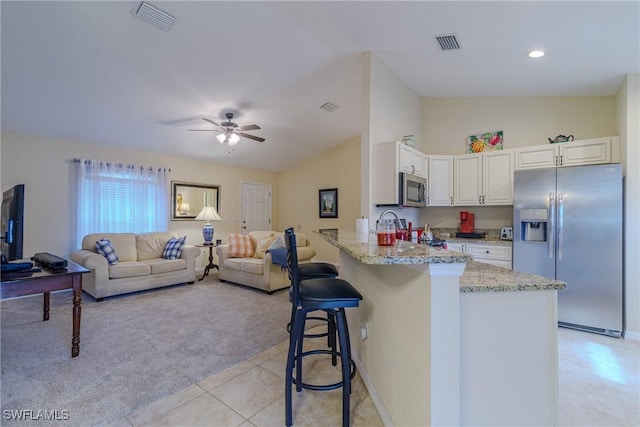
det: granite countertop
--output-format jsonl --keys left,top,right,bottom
{"left": 316, "top": 229, "right": 565, "bottom": 293}
{"left": 316, "top": 229, "right": 471, "bottom": 265}
{"left": 460, "top": 261, "right": 566, "bottom": 293}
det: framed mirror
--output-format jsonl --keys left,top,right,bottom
{"left": 172, "top": 181, "right": 220, "bottom": 220}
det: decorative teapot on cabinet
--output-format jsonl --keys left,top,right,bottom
{"left": 548, "top": 134, "right": 574, "bottom": 144}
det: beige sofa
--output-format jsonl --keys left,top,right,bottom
{"left": 71, "top": 232, "right": 200, "bottom": 300}
{"left": 216, "top": 230, "right": 316, "bottom": 293}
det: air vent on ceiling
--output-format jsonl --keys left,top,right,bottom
{"left": 135, "top": 1, "right": 175, "bottom": 31}
{"left": 434, "top": 34, "right": 461, "bottom": 51}
{"left": 319, "top": 102, "right": 338, "bottom": 112}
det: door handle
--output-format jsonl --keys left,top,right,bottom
{"left": 558, "top": 193, "right": 564, "bottom": 260}
{"left": 548, "top": 192, "right": 555, "bottom": 259}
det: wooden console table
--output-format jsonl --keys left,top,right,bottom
{"left": 1, "top": 260, "right": 89, "bottom": 357}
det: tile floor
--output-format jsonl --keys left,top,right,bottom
{"left": 106, "top": 326, "right": 639, "bottom": 427}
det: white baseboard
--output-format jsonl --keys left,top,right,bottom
{"left": 624, "top": 330, "right": 640, "bottom": 341}
{"left": 351, "top": 349, "right": 393, "bottom": 427}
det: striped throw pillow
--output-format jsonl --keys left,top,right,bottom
{"left": 227, "top": 233, "right": 254, "bottom": 258}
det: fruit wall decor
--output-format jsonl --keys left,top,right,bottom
{"left": 467, "top": 130, "right": 504, "bottom": 153}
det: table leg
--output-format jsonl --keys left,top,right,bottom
{"left": 43, "top": 292, "right": 50, "bottom": 321}
{"left": 199, "top": 246, "right": 219, "bottom": 281}
{"left": 71, "top": 275, "right": 82, "bottom": 357}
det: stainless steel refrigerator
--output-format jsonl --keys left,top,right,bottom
{"left": 513, "top": 164, "right": 624, "bottom": 337}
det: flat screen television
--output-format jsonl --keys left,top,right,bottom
{"left": 1, "top": 184, "right": 25, "bottom": 261}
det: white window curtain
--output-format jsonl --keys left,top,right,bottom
{"left": 75, "top": 159, "right": 169, "bottom": 245}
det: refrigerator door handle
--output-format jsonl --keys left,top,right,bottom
{"left": 548, "top": 192, "right": 555, "bottom": 259}
{"left": 558, "top": 193, "right": 564, "bottom": 260}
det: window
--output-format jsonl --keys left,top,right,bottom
{"left": 75, "top": 159, "right": 169, "bottom": 245}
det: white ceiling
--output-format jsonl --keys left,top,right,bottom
{"left": 2, "top": 1, "right": 638, "bottom": 172}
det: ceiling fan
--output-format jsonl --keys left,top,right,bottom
{"left": 188, "top": 112, "right": 265, "bottom": 146}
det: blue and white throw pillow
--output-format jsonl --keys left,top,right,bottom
{"left": 267, "top": 236, "right": 285, "bottom": 251}
{"left": 95, "top": 239, "right": 119, "bottom": 265}
{"left": 163, "top": 236, "right": 186, "bottom": 260}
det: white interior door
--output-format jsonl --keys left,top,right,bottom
{"left": 241, "top": 182, "right": 272, "bottom": 234}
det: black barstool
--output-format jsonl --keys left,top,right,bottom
{"left": 284, "top": 227, "right": 362, "bottom": 427}
{"left": 287, "top": 249, "right": 339, "bottom": 359}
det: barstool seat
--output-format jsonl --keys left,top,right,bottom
{"left": 284, "top": 227, "right": 362, "bottom": 427}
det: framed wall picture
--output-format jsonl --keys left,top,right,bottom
{"left": 319, "top": 188, "right": 338, "bottom": 218}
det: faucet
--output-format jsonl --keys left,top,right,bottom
{"left": 377, "top": 209, "right": 400, "bottom": 225}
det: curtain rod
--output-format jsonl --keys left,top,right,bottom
{"left": 73, "top": 158, "right": 170, "bottom": 172}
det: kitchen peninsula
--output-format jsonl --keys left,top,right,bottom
{"left": 316, "top": 229, "right": 566, "bottom": 427}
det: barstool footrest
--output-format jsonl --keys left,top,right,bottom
{"left": 292, "top": 349, "right": 357, "bottom": 391}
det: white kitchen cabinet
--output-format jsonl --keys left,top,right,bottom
{"left": 515, "top": 136, "right": 619, "bottom": 170}
{"left": 399, "top": 144, "right": 427, "bottom": 177}
{"left": 373, "top": 141, "right": 428, "bottom": 205}
{"left": 466, "top": 243, "right": 512, "bottom": 269}
{"left": 427, "top": 155, "right": 454, "bottom": 206}
{"left": 446, "top": 242, "right": 512, "bottom": 269}
{"left": 453, "top": 150, "right": 513, "bottom": 206}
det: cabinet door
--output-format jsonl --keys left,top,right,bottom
{"left": 446, "top": 243, "right": 465, "bottom": 253}
{"left": 515, "top": 145, "right": 558, "bottom": 170}
{"left": 399, "top": 144, "right": 427, "bottom": 177}
{"left": 466, "top": 243, "right": 512, "bottom": 270}
{"left": 428, "top": 155, "right": 453, "bottom": 206}
{"left": 482, "top": 150, "right": 514, "bottom": 205}
{"left": 559, "top": 137, "right": 611, "bottom": 167}
{"left": 454, "top": 154, "right": 482, "bottom": 205}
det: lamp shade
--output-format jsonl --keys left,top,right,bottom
{"left": 195, "top": 206, "right": 222, "bottom": 223}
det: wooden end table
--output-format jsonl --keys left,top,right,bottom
{"left": 196, "top": 243, "right": 219, "bottom": 281}
{"left": 1, "top": 260, "right": 89, "bottom": 357}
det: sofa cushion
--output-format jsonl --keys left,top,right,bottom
{"left": 137, "top": 232, "right": 174, "bottom": 260}
{"left": 253, "top": 233, "right": 276, "bottom": 259}
{"left": 141, "top": 258, "right": 187, "bottom": 274}
{"left": 223, "top": 258, "right": 265, "bottom": 275}
{"left": 227, "top": 233, "right": 254, "bottom": 258}
{"left": 95, "top": 239, "right": 119, "bottom": 265}
{"left": 268, "top": 236, "right": 285, "bottom": 250}
{"left": 83, "top": 233, "right": 138, "bottom": 262}
{"left": 108, "top": 261, "right": 151, "bottom": 279}
{"left": 163, "top": 236, "right": 186, "bottom": 260}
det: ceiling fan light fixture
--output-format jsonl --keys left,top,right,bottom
{"left": 228, "top": 133, "right": 240, "bottom": 146}
{"left": 216, "top": 133, "right": 226, "bottom": 144}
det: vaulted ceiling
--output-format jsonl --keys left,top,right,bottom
{"left": 2, "top": 1, "right": 638, "bottom": 172}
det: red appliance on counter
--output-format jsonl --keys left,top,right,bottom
{"left": 459, "top": 211, "right": 475, "bottom": 234}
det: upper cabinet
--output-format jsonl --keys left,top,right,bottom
{"left": 427, "top": 155, "right": 454, "bottom": 206}
{"left": 515, "top": 136, "right": 619, "bottom": 170}
{"left": 373, "top": 141, "right": 428, "bottom": 205}
{"left": 399, "top": 144, "right": 427, "bottom": 177}
{"left": 454, "top": 150, "right": 514, "bottom": 206}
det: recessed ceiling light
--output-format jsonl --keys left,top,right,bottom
{"left": 528, "top": 50, "right": 545, "bottom": 58}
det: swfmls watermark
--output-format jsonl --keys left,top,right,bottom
{"left": 3, "top": 409, "right": 70, "bottom": 421}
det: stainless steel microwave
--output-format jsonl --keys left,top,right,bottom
{"left": 400, "top": 172, "right": 427, "bottom": 207}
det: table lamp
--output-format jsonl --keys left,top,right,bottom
{"left": 195, "top": 205, "right": 222, "bottom": 244}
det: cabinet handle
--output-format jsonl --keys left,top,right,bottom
{"left": 485, "top": 250, "right": 490, "bottom": 254}
{"left": 450, "top": 196, "right": 453, "bottom": 206}
{"left": 555, "top": 155, "right": 558, "bottom": 166}
{"left": 412, "top": 165, "right": 415, "bottom": 175}
{"left": 560, "top": 155, "right": 563, "bottom": 166}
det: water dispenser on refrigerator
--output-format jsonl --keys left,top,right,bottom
{"left": 519, "top": 209, "right": 548, "bottom": 242}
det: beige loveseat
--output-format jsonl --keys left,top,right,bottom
{"left": 216, "top": 231, "right": 316, "bottom": 293}
{"left": 71, "top": 232, "right": 200, "bottom": 300}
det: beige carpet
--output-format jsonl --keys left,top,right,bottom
{"left": 0, "top": 278, "right": 291, "bottom": 426}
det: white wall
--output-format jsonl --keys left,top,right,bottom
{"left": 278, "top": 136, "right": 361, "bottom": 263}
{"left": 362, "top": 52, "right": 423, "bottom": 227}
{"left": 0, "top": 132, "right": 279, "bottom": 269}
{"left": 616, "top": 73, "right": 640, "bottom": 338}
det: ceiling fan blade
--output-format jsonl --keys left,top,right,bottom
{"left": 188, "top": 129, "right": 216, "bottom": 131}
{"left": 239, "top": 133, "right": 265, "bottom": 143}
{"left": 238, "top": 124, "right": 260, "bottom": 131}
{"left": 202, "top": 117, "right": 221, "bottom": 127}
